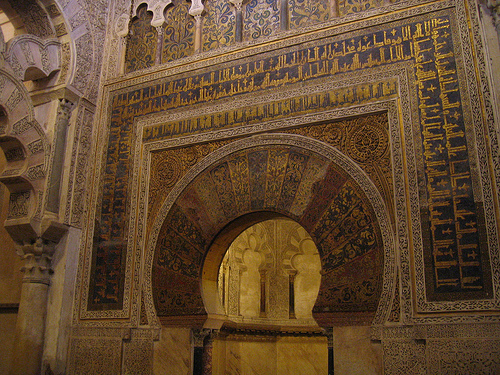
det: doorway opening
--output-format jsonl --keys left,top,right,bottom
{"left": 197, "top": 216, "right": 328, "bottom": 374}
{"left": 217, "top": 217, "right": 321, "bottom": 326}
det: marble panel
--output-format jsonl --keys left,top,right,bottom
{"left": 153, "top": 327, "right": 192, "bottom": 375}
{"left": 276, "top": 336, "right": 328, "bottom": 375}
{"left": 332, "top": 326, "right": 383, "bottom": 375}
{"left": 212, "top": 334, "right": 328, "bottom": 374}
{"left": 213, "top": 336, "right": 277, "bottom": 374}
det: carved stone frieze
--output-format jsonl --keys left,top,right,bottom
{"left": 427, "top": 339, "right": 500, "bottom": 374}
{"left": 6, "top": 0, "right": 54, "bottom": 38}
{"left": 67, "top": 336, "right": 122, "bottom": 375}
{"left": 8, "top": 191, "right": 31, "bottom": 219}
{"left": 25, "top": 164, "right": 46, "bottom": 181}
{"left": 383, "top": 339, "right": 426, "bottom": 375}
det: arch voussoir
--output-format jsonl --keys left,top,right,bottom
{"left": 148, "top": 134, "right": 395, "bottom": 328}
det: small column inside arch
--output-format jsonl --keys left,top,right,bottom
{"left": 259, "top": 269, "right": 267, "bottom": 318}
{"left": 280, "top": 0, "right": 289, "bottom": 31}
{"left": 155, "top": 26, "right": 164, "bottom": 65}
{"left": 229, "top": 0, "right": 243, "bottom": 42}
{"left": 288, "top": 270, "right": 297, "bottom": 319}
{"left": 189, "top": 0, "right": 205, "bottom": 53}
{"left": 237, "top": 265, "right": 246, "bottom": 316}
{"left": 330, "top": 0, "right": 339, "bottom": 18}
{"left": 46, "top": 99, "right": 74, "bottom": 215}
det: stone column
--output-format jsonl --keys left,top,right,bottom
{"left": 330, "top": 0, "right": 339, "bottom": 18}
{"left": 10, "top": 239, "right": 55, "bottom": 375}
{"left": 193, "top": 329, "right": 211, "bottom": 375}
{"left": 46, "top": 99, "right": 74, "bottom": 215}
{"left": 237, "top": 265, "right": 247, "bottom": 316}
{"left": 155, "top": 26, "right": 164, "bottom": 65}
{"left": 202, "top": 331, "right": 214, "bottom": 375}
{"left": 114, "top": 13, "right": 131, "bottom": 76}
{"left": 288, "top": 270, "right": 297, "bottom": 319}
{"left": 189, "top": 0, "right": 205, "bottom": 53}
{"left": 230, "top": 0, "right": 244, "bottom": 42}
{"left": 280, "top": 0, "right": 289, "bottom": 31}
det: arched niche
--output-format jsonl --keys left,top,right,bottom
{"left": 0, "top": 69, "right": 49, "bottom": 244}
{"left": 147, "top": 134, "right": 395, "bottom": 329}
{"left": 216, "top": 217, "right": 322, "bottom": 325}
{"left": 124, "top": 3, "right": 158, "bottom": 73}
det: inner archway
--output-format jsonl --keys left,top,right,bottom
{"left": 148, "top": 135, "right": 395, "bottom": 374}
{"left": 217, "top": 218, "right": 321, "bottom": 326}
{"left": 151, "top": 138, "right": 391, "bottom": 327}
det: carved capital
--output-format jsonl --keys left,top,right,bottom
{"left": 189, "top": 0, "right": 204, "bottom": 17}
{"left": 19, "top": 238, "right": 56, "bottom": 284}
{"left": 155, "top": 26, "right": 164, "bottom": 37}
{"left": 56, "top": 99, "right": 74, "bottom": 123}
{"left": 192, "top": 328, "right": 211, "bottom": 347}
{"left": 194, "top": 14, "right": 203, "bottom": 26}
{"left": 229, "top": 0, "right": 243, "bottom": 11}
{"left": 115, "top": 13, "right": 130, "bottom": 38}
{"left": 487, "top": 0, "right": 500, "bottom": 32}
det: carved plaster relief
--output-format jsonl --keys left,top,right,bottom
{"left": 5, "top": 35, "right": 60, "bottom": 81}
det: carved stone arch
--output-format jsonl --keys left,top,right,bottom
{"left": 0, "top": 68, "right": 49, "bottom": 244}
{"left": 0, "top": 0, "right": 55, "bottom": 39}
{"left": 247, "top": 221, "right": 274, "bottom": 271}
{"left": 5, "top": 35, "right": 60, "bottom": 81}
{"left": 146, "top": 133, "right": 396, "bottom": 329}
{"left": 41, "top": 0, "right": 106, "bottom": 101}
{"left": 226, "top": 221, "right": 273, "bottom": 269}
{"left": 132, "top": 0, "right": 173, "bottom": 27}
{"left": 0, "top": 0, "right": 71, "bottom": 90}
{"left": 0, "top": 69, "right": 34, "bottom": 125}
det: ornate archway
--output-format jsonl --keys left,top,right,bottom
{"left": 146, "top": 134, "right": 395, "bottom": 328}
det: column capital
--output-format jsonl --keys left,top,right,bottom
{"left": 229, "top": 0, "right": 243, "bottom": 11}
{"left": 192, "top": 328, "right": 212, "bottom": 347}
{"left": 56, "top": 99, "right": 74, "bottom": 122}
{"left": 18, "top": 238, "right": 56, "bottom": 285}
{"left": 189, "top": 0, "right": 204, "bottom": 17}
{"left": 155, "top": 25, "right": 164, "bottom": 36}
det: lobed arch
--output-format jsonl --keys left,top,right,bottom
{"left": 0, "top": 0, "right": 105, "bottom": 100}
{"left": 131, "top": 1, "right": 173, "bottom": 27}
{"left": 5, "top": 34, "right": 61, "bottom": 82}
{"left": 145, "top": 133, "right": 396, "bottom": 328}
{"left": 0, "top": 68, "right": 49, "bottom": 243}
{"left": 0, "top": 0, "right": 55, "bottom": 39}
